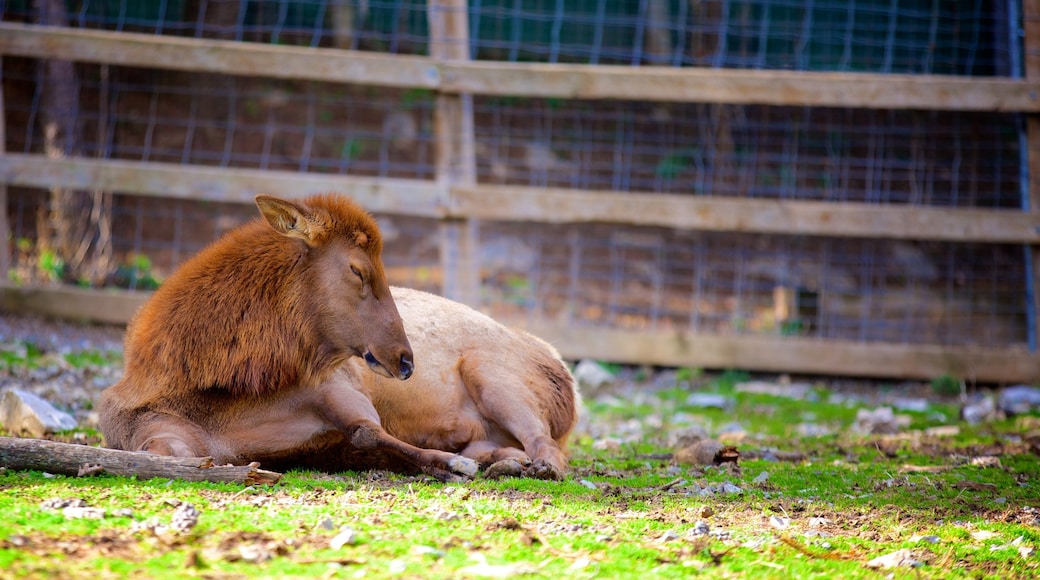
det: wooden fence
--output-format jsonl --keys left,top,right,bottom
{"left": 2, "top": 1, "right": 1040, "bottom": 382}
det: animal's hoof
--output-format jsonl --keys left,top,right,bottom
{"left": 448, "top": 455, "right": 479, "bottom": 478}
{"left": 484, "top": 458, "right": 525, "bottom": 479}
{"left": 524, "top": 459, "right": 565, "bottom": 481}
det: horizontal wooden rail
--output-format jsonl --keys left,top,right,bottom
{"left": 0, "top": 22, "right": 438, "bottom": 89}
{"left": 2, "top": 283, "right": 1036, "bottom": 382}
{"left": 451, "top": 184, "right": 1040, "bottom": 244}
{"left": 2, "top": 22, "right": 1039, "bottom": 111}
{"left": 4, "top": 154, "right": 1039, "bottom": 243}
{"left": 0, "top": 154, "right": 443, "bottom": 218}
{"left": 520, "top": 322, "right": 1040, "bottom": 383}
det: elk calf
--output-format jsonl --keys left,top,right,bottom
{"left": 98, "top": 193, "right": 578, "bottom": 481}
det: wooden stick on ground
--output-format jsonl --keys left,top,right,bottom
{"left": 0, "top": 436, "right": 282, "bottom": 485}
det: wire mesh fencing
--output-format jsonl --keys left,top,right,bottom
{"left": 0, "top": 0, "right": 1033, "bottom": 356}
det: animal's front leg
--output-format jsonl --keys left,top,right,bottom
{"left": 322, "top": 381, "right": 478, "bottom": 482}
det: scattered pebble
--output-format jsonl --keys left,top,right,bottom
{"left": 685, "top": 393, "right": 733, "bottom": 410}
{"left": 412, "top": 545, "right": 445, "bottom": 558}
{"left": 690, "top": 521, "right": 710, "bottom": 536}
{"left": 866, "top": 548, "right": 923, "bottom": 569}
{"left": 579, "top": 479, "right": 598, "bottom": 490}
{"left": 999, "top": 385, "right": 1040, "bottom": 415}
{"left": 330, "top": 527, "right": 359, "bottom": 550}
{"left": 62, "top": 507, "right": 106, "bottom": 520}
{"left": 752, "top": 471, "right": 770, "bottom": 484}
{"left": 910, "top": 535, "right": 941, "bottom": 544}
{"left": 170, "top": 503, "right": 200, "bottom": 533}
{"left": 658, "top": 530, "right": 681, "bottom": 542}
{"left": 573, "top": 360, "right": 616, "bottom": 391}
{"left": 769, "top": 516, "right": 791, "bottom": 530}
{"left": 961, "top": 395, "right": 998, "bottom": 425}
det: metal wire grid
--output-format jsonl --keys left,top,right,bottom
{"left": 473, "top": 98, "right": 1022, "bottom": 208}
{"left": 0, "top": 1, "right": 1012, "bottom": 75}
{"left": 3, "top": 57, "right": 1020, "bottom": 208}
{"left": 0, "top": 2, "right": 1030, "bottom": 351}
{"left": 5, "top": 186, "right": 443, "bottom": 292}
{"left": 3, "top": 61, "right": 436, "bottom": 179}
{"left": 0, "top": 1, "right": 431, "bottom": 53}
{"left": 478, "top": 222, "right": 1029, "bottom": 347}
{"left": 467, "top": 0, "right": 1011, "bottom": 74}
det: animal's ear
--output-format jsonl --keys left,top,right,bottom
{"left": 255, "top": 195, "right": 320, "bottom": 244}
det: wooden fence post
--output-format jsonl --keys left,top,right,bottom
{"left": 428, "top": 0, "right": 480, "bottom": 306}
{"left": 1025, "top": 0, "right": 1040, "bottom": 353}
{"left": 0, "top": 59, "right": 8, "bottom": 281}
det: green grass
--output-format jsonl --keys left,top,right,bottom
{"left": 2, "top": 369, "right": 1039, "bottom": 578}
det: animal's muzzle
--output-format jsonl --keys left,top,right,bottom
{"left": 364, "top": 350, "right": 414, "bottom": 381}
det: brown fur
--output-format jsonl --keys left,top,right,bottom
{"left": 98, "top": 193, "right": 579, "bottom": 481}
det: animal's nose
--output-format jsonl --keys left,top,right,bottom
{"left": 399, "top": 353, "right": 414, "bottom": 380}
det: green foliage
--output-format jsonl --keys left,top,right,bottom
{"left": 37, "top": 249, "right": 65, "bottom": 283}
{"left": 930, "top": 374, "right": 962, "bottom": 397}
{"left": 112, "top": 254, "right": 161, "bottom": 290}
{"left": 340, "top": 137, "right": 364, "bottom": 161}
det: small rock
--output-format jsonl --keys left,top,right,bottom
{"left": 668, "top": 425, "right": 709, "bottom": 448}
{"left": 999, "top": 385, "right": 1040, "bottom": 416}
{"left": 852, "top": 407, "right": 907, "bottom": 435}
{"left": 910, "top": 535, "right": 941, "bottom": 544}
{"left": 699, "top": 506, "right": 713, "bottom": 518}
{"left": 961, "top": 394, "right": 999, "bottom": 425}
{"left": 892, "top": 398, "right": 930, "bottom": 412}
{"left": 971, "top": 456, "right": 1002, "bottom": 469}
{"left": 237, "top": 544, "right": 271, "bottom": 563}
{"left": 1, "top": 389, "right": 77, "bottom": 437}
{"left": 796, "top": 423, "right": 831, "bottom": 437}
{"left": 63, "top": 507, "right": 106, "bottom": 520}
{"left": 170, "top": 503, "right": 200, "bottom": 533}
{"left": 752, "top": 471, "right": 770, "bottom": 484}
{"left": 691, "top": 521, "right": 710, "bottom": 536}
{"left": 579, "top": 479, "right": 598, "bottom": 490}
{"left": 769, "top": 516, "right": 790, "bottom": 529}
{"left": 330, "top": 527, "right": 359, "bottom": 550}
{"left": 315, "top": 517, "right": 336, "bottom": 531}
{"left": 659, "top": 530, "right": 681, "bottom": 542}
{"left": 719, "top": 482, "right": 743, "bottom": 495}
{"left": 925, "top": 425, "right": 960, "bottom": 437}
{"left": 591, "top": 438, "right": 621, "bottom": 451}
{"left": 573, "top": 360, "right": 615, "bottom": 391}
{"left": 412, "top": 545, "right": 445, "bottom": 558}
{"left": 675, "top": 439, "right": 725, "bottom": 466}
{"left": 41, "top": 498, "right": 87, "bottom": 510}
{"left": 734, "top": 381, "right": 812, "bottom": 400}
{"left": 866, "top": 548, "right": 923, "bottom": 569}
{"left": 685, "top": 393, "right": 733, "bottom": 410}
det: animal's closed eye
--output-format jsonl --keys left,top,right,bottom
{"left": 350, "top": 265, "right": 363, "bottom": 280}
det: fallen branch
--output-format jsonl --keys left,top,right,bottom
{"left": 0, "top": 436, "right": 282, "bottom": 485}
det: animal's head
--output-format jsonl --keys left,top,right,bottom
{"left": 255, "top": 194, "right": 414, "bottom": 381}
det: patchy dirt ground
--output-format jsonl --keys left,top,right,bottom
{"left": 3, "top": 312, "right": 1040, "bottom": 578}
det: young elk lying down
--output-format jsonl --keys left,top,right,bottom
{"left": 98, "top": 193, "right": 579, "bottom": 481}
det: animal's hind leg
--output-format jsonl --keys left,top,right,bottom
{"left": 129, "top": 412, "right": 210, "bottom": 458}
{"left": 457, "top": 362, "right": 570, "bottom": 480}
